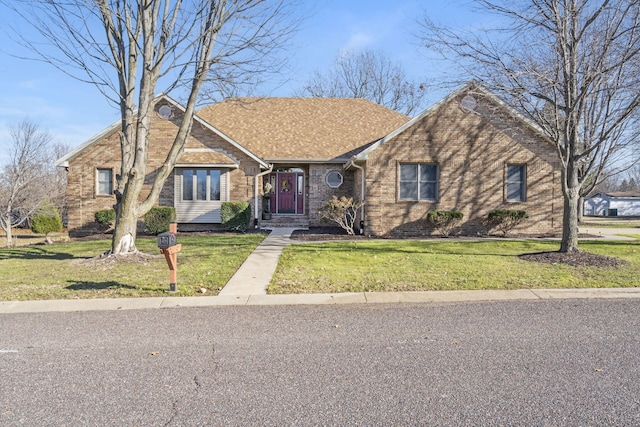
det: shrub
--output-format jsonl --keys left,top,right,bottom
{"left": 221, "top": 202, "right": 251, "bottom": 232}
{"left": 31, "top": 201, "right": 63, "bottom": 235}
{"left": 318, "top": 196, "right": 364, "bottom": 235}
{"left": 487, "top": 209, "right": 528, "bottom": 236}
{"left": 426, "top": 210, "right": 464, "bottom": 237}
{"left": 94, "top": 209, "right": 116, "bottom": 229}
{"left": 143, "top": 206, "right": 176, "bottom": 235}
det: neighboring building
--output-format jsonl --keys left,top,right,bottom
{"left": 56, "top": 81, "right": 563, "bottom": 237}
{"left": 583, "top": 192, "right": 640, "bottom": 217}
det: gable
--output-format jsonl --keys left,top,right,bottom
{"left": 55, "top": 94, "right": 269, "bottom": 170}
{"left": 197, "top": 98, "right": 409, "bottom": 162}
{"left": 354, "top": 81, "right": 555, "bottom": 163}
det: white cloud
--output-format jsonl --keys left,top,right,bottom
{"left": 18, "top": 80, "right": 40, "bottom": 90}
{"left": 343, "top": 31, "right": 374, "bottom": 51}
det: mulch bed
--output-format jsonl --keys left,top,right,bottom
{"left": 290, "top": 227, "right": 365, "bottom": 241}
{"left": 518, "top": 251, "right": 627, "bottom": 268}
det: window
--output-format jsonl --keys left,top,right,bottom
{"left": 399, "top": 163, "right": 438, "bottom": 201}
{"left": 506, "top": 164, "right": 526, "bottom": 202}
{"left": 326, "top": 171, "right": 343, "bottom": 188}
{"left": 182, "top": 169, "right": 221, "bottom": 201}
{"left": 97, "top": 168, "right": 113, "bottom": 196}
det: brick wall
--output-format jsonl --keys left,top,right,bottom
{"left": 307, "top": 164, "right": 356, "bottom": 226}
{"left": 66, "top": 101, "right": 262, "bottom": 235}
{"left": 363, "top": 91, "right": 563, "bottom": 237}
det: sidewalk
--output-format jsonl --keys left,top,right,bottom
{"left": 218, "top": 227, "right": 296, "bottom": 296}
{"left": 1, "top": 227, "right": 639, "bottom": 314}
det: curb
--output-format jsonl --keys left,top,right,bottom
{"left": 2, "top": 288, "right": 640, "bottom": 314}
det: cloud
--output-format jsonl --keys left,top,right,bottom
{"left": 343, "top": 31, "right": 374, "bottom": 51}
{"left": 18, "top": 80, "right": 40, "bottom": 90}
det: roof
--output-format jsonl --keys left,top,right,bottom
{"left": 197, "top": 97, "right": 409, "bottom": 162}
{"left": 55, "top": 94, "right": 269, "bottom": 169}
{"left": 352, "top": 81, "right": 552, "bottom": 162}
{"left": 590, "top": 191, "right": 640, "bottom": 199}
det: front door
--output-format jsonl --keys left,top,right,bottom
{"left": 269, "top": 171, "right": 305, "bottom": 214}
{"left": 277, "top": 172, "right": 297, "bottom": 213}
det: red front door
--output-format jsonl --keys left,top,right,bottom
{"left": 269, "top": 172, "right": 304, "bottom": 214}
{"left": 277, "top": 172, "right": 297, "bottom": 214}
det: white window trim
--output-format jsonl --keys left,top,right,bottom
{"left": 326, "top": 171, "right": 343, "bottom": 188}
{"left": 96, "top": 168, "right": 113, "bottom": 196}
{"left": 181, "top": 168, "right": 223, "bottom": 202}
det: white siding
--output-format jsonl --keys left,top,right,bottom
{"left": 174, "top": 169, "right": 229, "bottom": 223}
{"left": 584, "top": 194, "right": 640, "bottom": 216}
{"left": 583, "top": 195, "right": 608, "bottom": 216}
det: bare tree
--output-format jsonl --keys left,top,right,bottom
{"left": 297, "top": 49, "right": 427, "bottom": 116}
{"left": 0, "top": 119, "right": 53, "bottom": 247}
{"left": 46, "top": 142, "right": 71, "bottom": 222}
{"left": 3, "top": 0, "right": 300, "bottom": 256}
{"left": 420, "top": 0, "right": 640, "bottom": 252}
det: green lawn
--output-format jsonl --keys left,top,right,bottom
{"left": 0, "top": 234, "right": 264, "bottom": 301}
{"left": 269, "top": 239, "right": 640, "bottom": 294}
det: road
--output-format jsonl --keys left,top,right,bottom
{"left": 2, "top": 299, "right": 640, "bottom": 426}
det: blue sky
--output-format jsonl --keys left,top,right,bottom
{"left": 0, "top": 1, "right": 469, "bottom": 163}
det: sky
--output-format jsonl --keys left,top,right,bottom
{"left": 0, "top": 1, "right": 471, "bottom": 164}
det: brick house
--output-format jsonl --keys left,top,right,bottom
{"left": 56, "top": 81, "right": 562, "bottom": 237}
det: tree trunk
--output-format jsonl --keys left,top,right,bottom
{"left": 577, "top": 195, "right": 584, "bottom": 223}
{"left": 2, "top": 222, "right": 13, "bottom": 247}
{"left": 111, "top": 172, "right": 145, "bottom": 255}
{"left": 6, "top": 225, "right": 12, "bottom": 247}
{"left": 560, "top": 185, "right": 580, "bottom": 252}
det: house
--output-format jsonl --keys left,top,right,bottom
{"left": 56, "top": 82, "right": 563, "bottom": 237}
{"left": 583, "top": 192, "right": 640, "bottom": 217}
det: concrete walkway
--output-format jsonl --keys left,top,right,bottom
{"left": 218, "top": 228, "right": 297, "bottom": 296}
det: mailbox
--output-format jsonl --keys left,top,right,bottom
{"left": 157, "top": 231, "right": 177, "bottom": 249}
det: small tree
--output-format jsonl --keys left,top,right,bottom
{"left": 487, "top": 210, "right": 528, "bottom": 237}
{"left": 0, "top": 119, "right": 53, "bottom": 247}
{"left": 318, "top": 196, "right": 364, "bottom": 236}
{"left": 426, "top": 210, "right": 463, "bottom": 237}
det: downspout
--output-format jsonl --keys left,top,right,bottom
{"left": 254, "top": 164, "right": 273, "bottom": 228}
{"left": 347, "top": 157, "right": 365, "bottom": 234}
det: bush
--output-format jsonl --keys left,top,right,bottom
{"left": 221, "top": 202, "right": 251, "bottom": 232}
{"left": 94, "top": 209, "right": 116, "bottom": 228}
{"left": 143, "top": 206, "right": 176, "bottom": 235}
{"left": 318, "top": 196, "right": 364, "bottom": 235}
{"left": 31, "top": 201, "right": 63, "bottom": 235}
{"left": 426, "top": 210, "right": 464, "bottom": 237}
{"left": 487, "top": 209, "right": 528, "bottom": 236}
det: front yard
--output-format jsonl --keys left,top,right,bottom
{"left": 1, "top": 234, "right": 639, "bottom": 301}
{"left": 0, "top": 234, "right": 264, "bottom": 301}
{"left": 268, "top": 239, "right": 640, "bottom": 294}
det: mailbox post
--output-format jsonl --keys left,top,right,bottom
{"left": 157, "top": 223, "right": 182, "bottom": 292}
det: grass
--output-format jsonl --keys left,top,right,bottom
{"left": 268, "top": 239, "right": 640, "bottom": 294}
{"left": 0, "top": 234, "right": 264, "bottom": 301}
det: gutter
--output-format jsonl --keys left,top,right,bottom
{"left": 254, "top": 165, "right": 273, "bottom": 228}
{"left": 346, "top": 156, "right": 366, "bottom": 233}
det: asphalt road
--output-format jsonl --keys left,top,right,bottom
{"left": 2, "top": 299, "right": 640, "bottom": 426}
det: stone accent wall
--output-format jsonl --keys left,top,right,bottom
{"left": 363, "top": 91, "right": 563, "bottom": 237}
{"left": 66, "top": 101, "right": 262, "bottom": 235}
